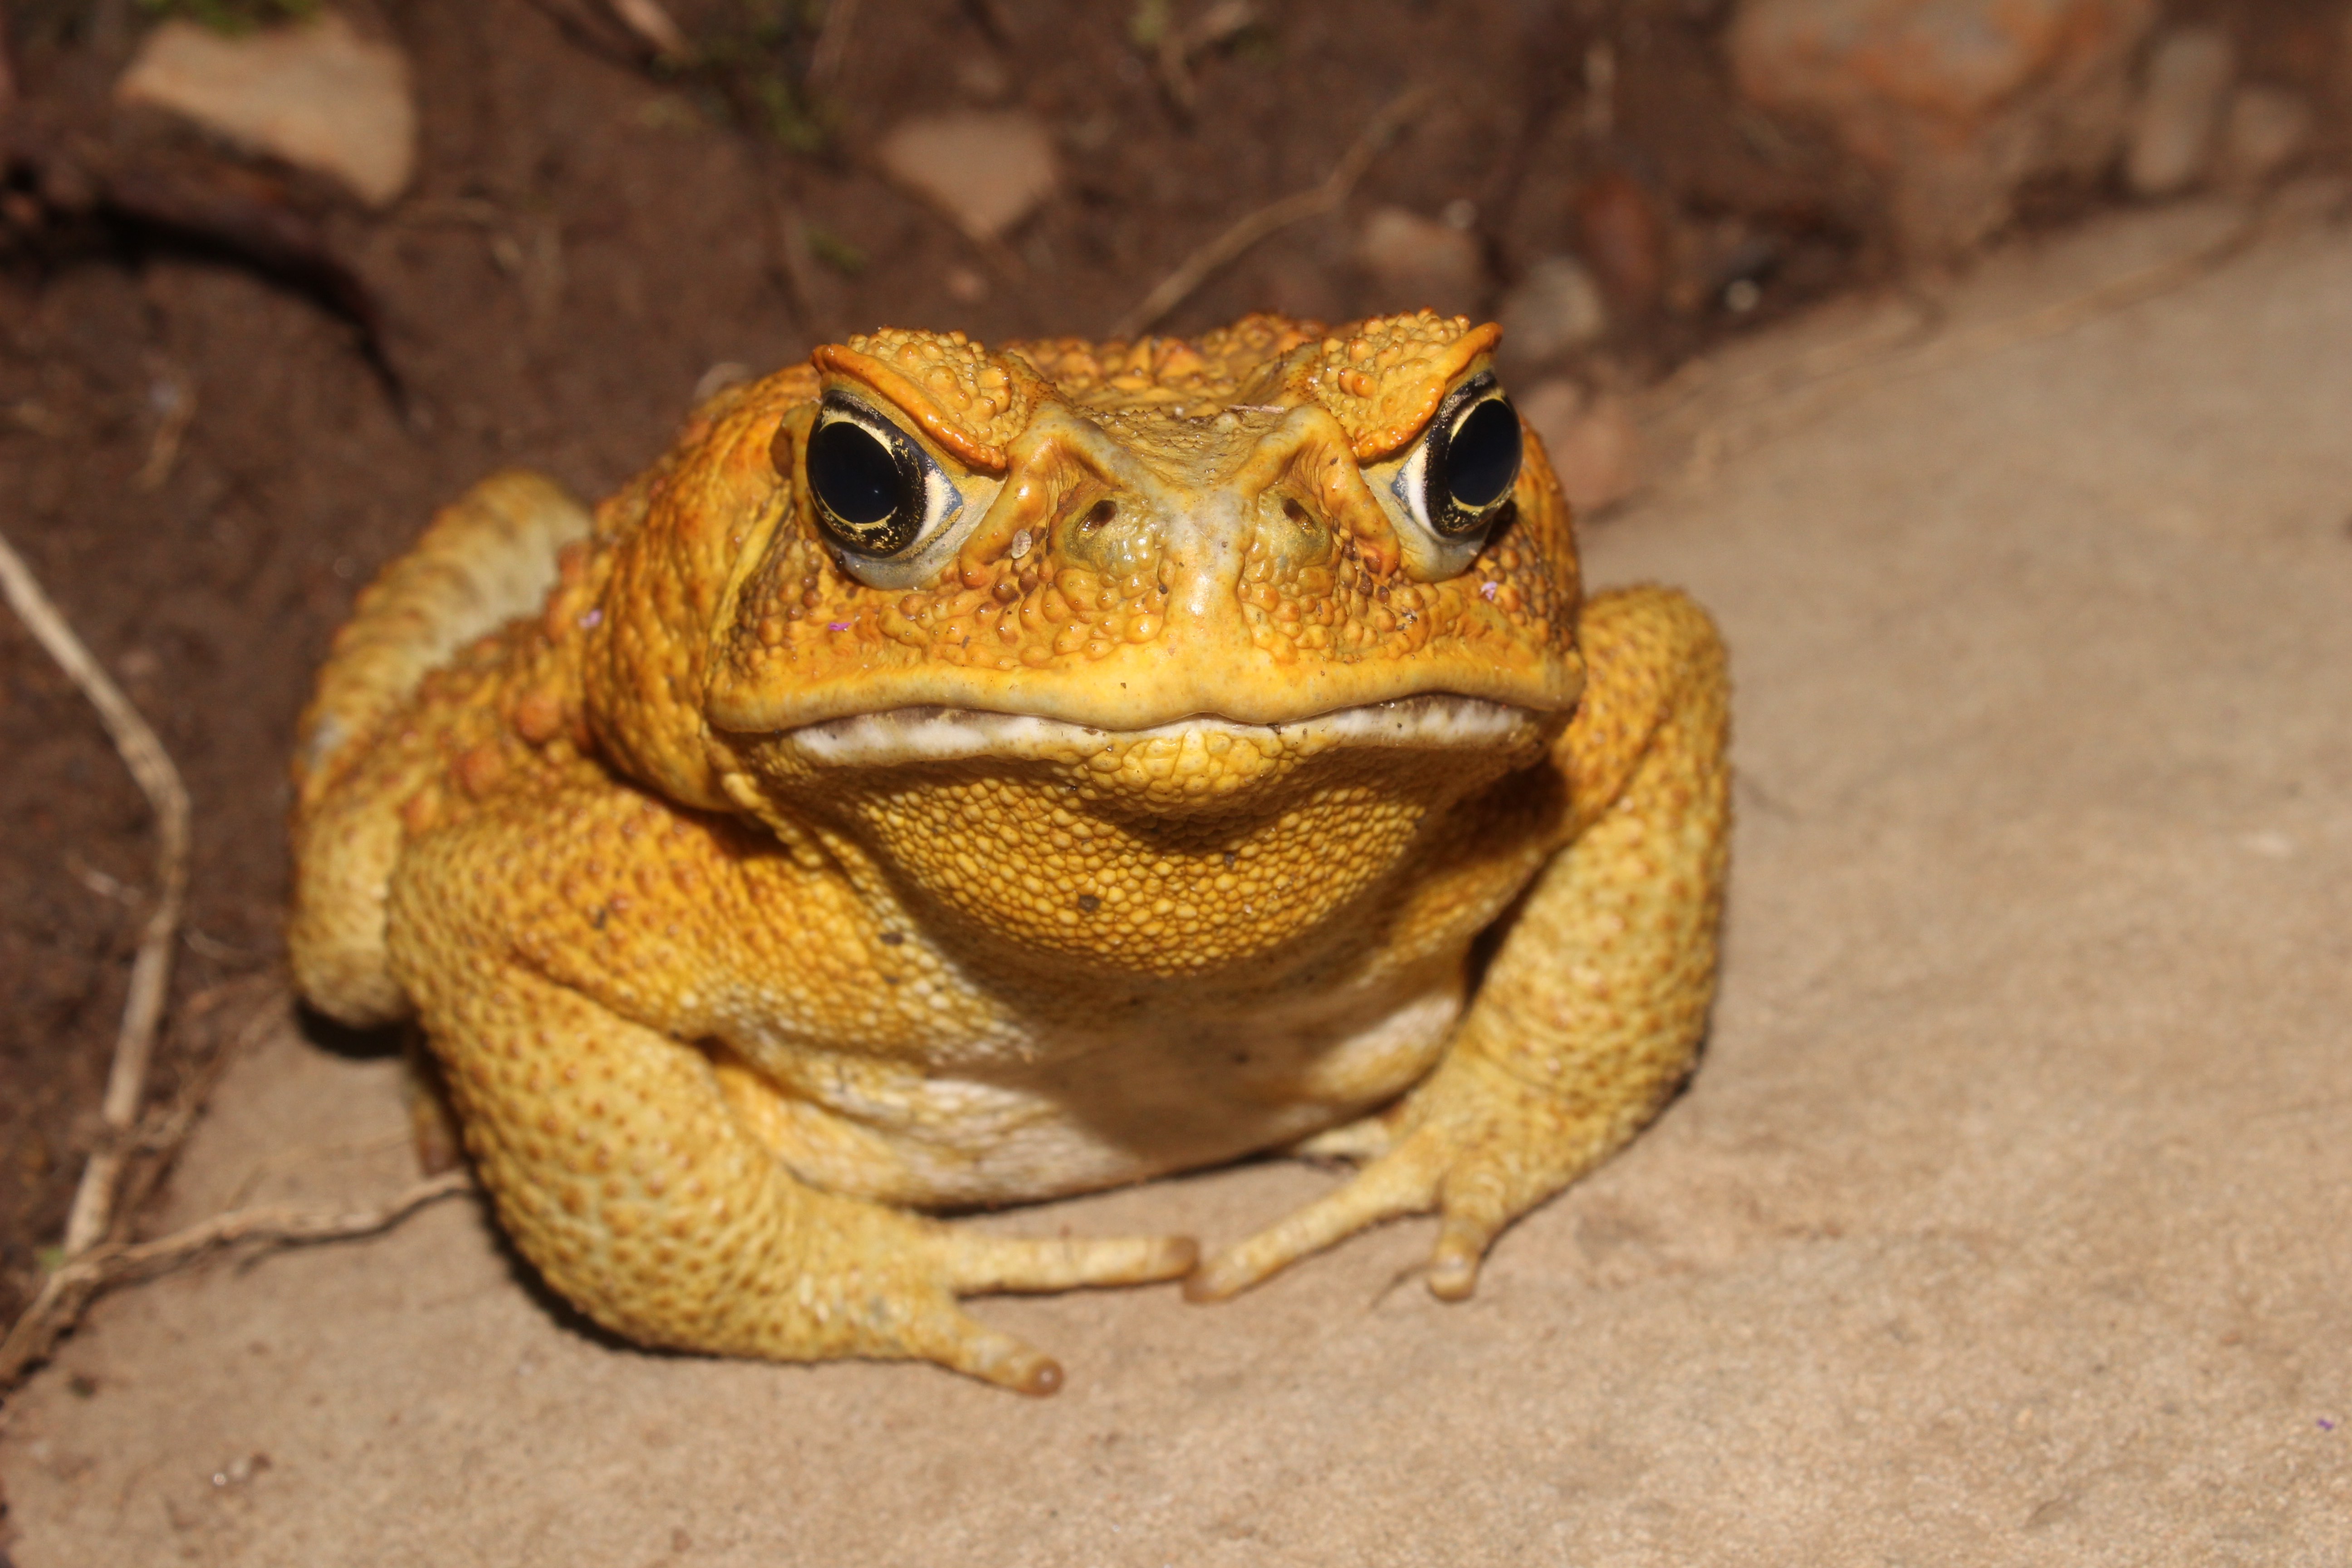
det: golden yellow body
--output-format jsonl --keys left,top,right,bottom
{"left": 288, "top": 312, "right": 1729, "bottom": 1392}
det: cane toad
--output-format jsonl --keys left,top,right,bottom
{"left": 289, "top": 311, "right": 1729, "bottom": 1392}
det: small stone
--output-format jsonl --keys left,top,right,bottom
{"left": 875, "top": 111, "right": 1059, "bottom": 243}
{"left": 2125, "top": 26, "right": 2236, "bottom": 197}
{"left": 691, "top": 362, "right": 752, "bottom": 403}
{"left": 114, "top": 13, "right": 416, "bottom": 208}
{"left": 1499, "top": 255, "right": 1610, "bottom": 363}
{"left": 955, "top": 54, "right": 1010, "bottom": 104}
{"left": 2219, "top": 85, "right": 2312, "bottom": 187}
{"left": 1730, "top": 0, "right": 2158, "bottom": 256}
{"left": 1354, "top": 205, "right": 1486, "bottom": 316}
{"left": 1520, "top": 380, "right": 1643, "bottom": 515}
{"left": 944, "top": 265, "right": 989, "bottom": 303}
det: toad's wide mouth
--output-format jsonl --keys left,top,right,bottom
{"left": 776, "top": 693, "right": 1549, "bottom": 769}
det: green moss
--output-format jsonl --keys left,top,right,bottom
{"left": 662, "top": 0, "right": 840, "bottom": 155}
{"left": 802, "top": 223, "right": 866, "bottom": 277}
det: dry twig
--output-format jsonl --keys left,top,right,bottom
{"left": 0, "top": 529, "right": 191, "bottom": 1259}
{"left": 807, "top": 0, "right": 860, "bottom": 92}
{"left": 0, "top": 1173, "right": 473, "bottom": 1389}
{"left": 134, "top": 367, "right": 197, "bottom": 492}
{"left": 0, "top": 130, "right": 394, "bottom": 381}
{"left": 604, "top": 0, "right": 691, "bottom": 62}
{"left": 1109, "top": 85, "right": 1431, "bottom": 341}
{"left": 1143, "top": 0, "right": 1257, "bottom": 118}
{"left": 518, "top": 0, "right": 654, "bottom": 66}
{"left": 106, "top": 980, "right": 287, "bottom": 1236}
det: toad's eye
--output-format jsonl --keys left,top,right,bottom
{"left": 808, "top": 421, "right": 905, "bottom": 532}
{"left": 1439, "top": 396, "right": 1522, "bottom": 517}
{"left": 803, "top": 398, "right": 962, "bottom": 559}
{"left": 1389, "top": 374, "right": 1523, "bottom": 546}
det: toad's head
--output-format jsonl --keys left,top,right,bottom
{"left": 589, "top": 313, "right": 1584, "bottom": 979}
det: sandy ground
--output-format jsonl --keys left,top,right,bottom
{"left": 4, "top": 198, "right": 2349, "bottom": 1567}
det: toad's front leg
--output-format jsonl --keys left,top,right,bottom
{"left": 387, "top": 802, "right": 1196, "bottom": 1392}
{"left": 1191, "top": 586, "right": 1730, "bottom": 1301}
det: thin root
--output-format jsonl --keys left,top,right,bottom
{"left": 0, "top": 1171, "right": 474, "bottom": 1389}
{"left": 1109, "top": 84, "right": 1431, "bottom": 341}
{"left": 0, "top": 530, "right": 191, "bottom": 1259}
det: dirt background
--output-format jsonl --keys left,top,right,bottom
{"left": 0, "top": 0, "right": 2348, "bottom": 1509}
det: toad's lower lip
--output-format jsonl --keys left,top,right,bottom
{"left": 779, "top": 694, "right": 1544, "bottom": 768}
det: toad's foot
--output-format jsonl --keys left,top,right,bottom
{"left": 1190, "top": 1052, "right": 1629, "bottom": 1302}
{"left": 883, "top": 1222, "right": 1200, "bottom": 1393}
{"left": 1282, "top": 1108, "right": 1406, "bottom": 1165}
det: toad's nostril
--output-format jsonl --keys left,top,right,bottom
{"left": 1083, "top": 498, "right": 1118, "bottom": 531}
{"left": 1281, "top": 497, "right": 1310, "bottom": 526}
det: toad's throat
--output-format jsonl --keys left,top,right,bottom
{"left": 779, "top": 694, "right": 1544, "bottom": 769}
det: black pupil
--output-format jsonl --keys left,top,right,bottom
{"left": 808, "top": 419, "right": 905, "bottom": 526}
{"left": 1444, "top": 398, "right": 1522, "bottom": 511}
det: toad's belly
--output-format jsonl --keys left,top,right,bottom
{"left": 717, "top": 981, "right": 1466, "bottom": 1207}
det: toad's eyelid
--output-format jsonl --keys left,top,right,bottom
{"left": 1388, "top": 438, "right": 1432, "bottom": 518}
{"left": 1388, "top": 371, "right": 1507, "bottom": 519}
{"left": 1442, "top": 371, "right": 1500, "bottom": 421}
{"left": 1437, "top": 377, "right": 1507, "bottom": 460}
{"left": 922, "top": 465, "right": 965, "bottom": 530}
{"left": 816, "top": 393, "right": 922, "bottom": 458}
{"left": 1367, "top": 368, "right": 1516, "bottom": 580}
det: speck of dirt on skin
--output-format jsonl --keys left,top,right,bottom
{"left": 1077, "top": 893, "right": 1102, "bottom": 913}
